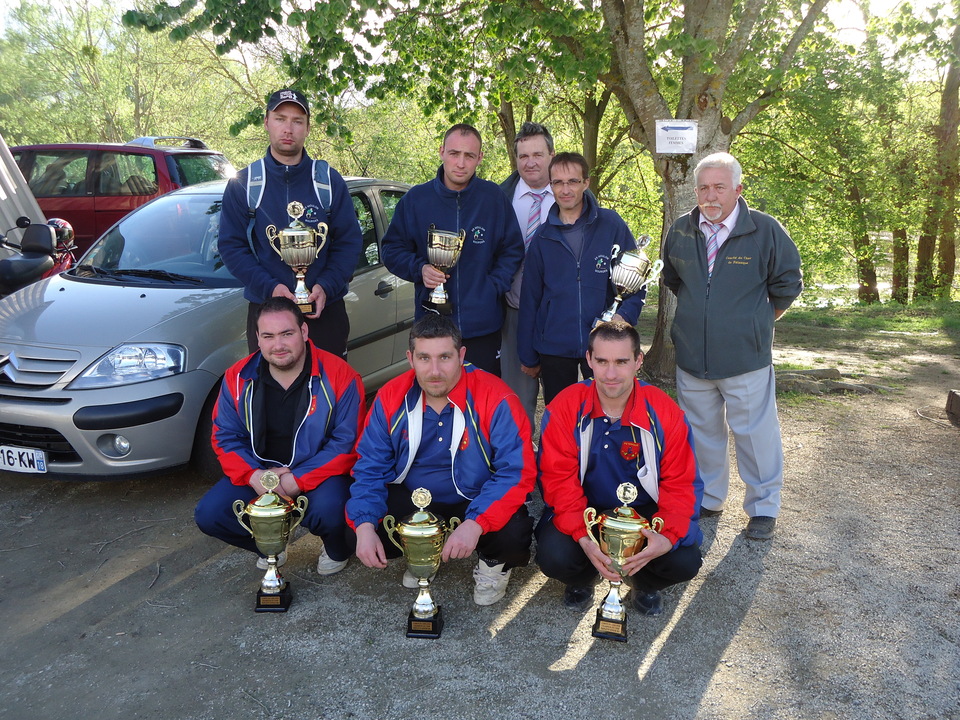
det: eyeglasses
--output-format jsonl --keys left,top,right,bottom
{"left": 550, "top": 179, "right": 584, "bottom": 189}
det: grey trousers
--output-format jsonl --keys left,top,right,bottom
{"left": 676, "top": 365, "right": 784, "bottom": 517}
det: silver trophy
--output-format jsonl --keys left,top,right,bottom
{"left": 596, "top": 235, "right": 663, "bottom": 325}
{"left": 425, "top": 225, "right": 466, "bottom": 314}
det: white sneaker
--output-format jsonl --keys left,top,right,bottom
{"left": 473, "top": 559, "right": 511, "bottom": 606}
{"left": 402, "top": 568, "right": 436, "bottom": 588}
{"left": 316, "top": 547, "right": 348, "bottom": 576}
{"left": 256, "top": 550, "right": 287, "bottom": 570}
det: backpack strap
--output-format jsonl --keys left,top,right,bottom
{"left": 245, "top": 158, "right": 266, "bottom": 257}
{"left": 312, "top": 159, "right": 332, "bottom": 213}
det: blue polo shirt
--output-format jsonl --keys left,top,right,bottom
{"left": 405, "top": 403, "right": 462, "bottom": 505}
{"left": 582, "top": 415, "right": 654, "bottom": 510}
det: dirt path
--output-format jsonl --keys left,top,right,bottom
{"left": 0, "top": 322, "right": 957, "bottom": 720}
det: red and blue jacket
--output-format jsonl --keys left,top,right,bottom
{"left": 346, "top": 363, "right": 535, "bottom": 532}
{"left": 212, "top": 342, "right": 365, "bottom": 492}
{"left": 539, "top": 378, "right": 702, "bottom": 547}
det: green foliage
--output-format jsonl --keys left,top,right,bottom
{"left": 0, "top": 1, "right": 282, "bottom": 167}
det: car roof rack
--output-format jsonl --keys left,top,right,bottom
{"left": 126, "top": 136, "right": 210, "bottom": 149}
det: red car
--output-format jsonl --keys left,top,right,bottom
{"left": 11, "top": 137, "right": 235, "bottom": 253}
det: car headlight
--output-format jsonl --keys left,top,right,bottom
{"left": 69, "top": 344, "right": 186, "bottom": 389}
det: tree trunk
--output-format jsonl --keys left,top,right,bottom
{"left": 849, "top": 182, "right": 880, "bottom": 303}
{"left": 891, "top": 227, "right": 909, "bottom": 304}
{"left": 497, "top": 99, "right": 518, "bottom": 171}
{"left": 914, "top": 18, "right": 960, "bottom": 301}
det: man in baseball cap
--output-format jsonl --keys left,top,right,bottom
{"left": 218, "top": 87, "right": 362, "bottom": 358}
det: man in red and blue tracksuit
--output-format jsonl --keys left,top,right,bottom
{"left": 536, "top": 321, "right": 703, "bottom": 615}
{"left": 195, "top": 297, "right": 364, "bottom": 576}
{"left": 347, "top": 314, "right": 535, "bottom": 606}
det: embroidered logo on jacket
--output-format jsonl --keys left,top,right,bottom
{"left": 595, "top": 254, "right": 611, "bottom": 273}
{"left": 620, "top": 441, "right": 640, "bottom": 461}
{"left": 459, "top": 430, "right": 470, "bottom": 451}
{"left": 471, "top": 226, "right": 486, "bottom": 244}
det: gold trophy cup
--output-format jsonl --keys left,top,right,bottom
{"left": 425, "top": 225, "right": 466, "bottom": 315}
{"left": 383, "top": 487, "right": 461, "bottom": 639}
{"left": 595, "top": 235, "right": 664, "bottom": 326}
{"left": 233, "top": 470, "right": 308, "bottom": 613}
{"left": 584, "top": 482, "right": 663, "bottom": 641}
{"left": 266, "top": 201, "right": 329, "bottom": 315}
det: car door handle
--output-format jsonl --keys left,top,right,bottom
{"left": 374, "top": 281, "right": 394, "bottom": 297}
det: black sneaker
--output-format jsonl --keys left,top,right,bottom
{"left": 745, "top": 516, "right": 777, "bottom": 540}
{"left": 562, "top": 583, "right": 595, "bottom": 612}
{"left": 631, "top": 590, "right": 663, "bottom": 616}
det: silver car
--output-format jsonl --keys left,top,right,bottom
{"left": 0, "top": 179, "right": 413, "bottom": 477}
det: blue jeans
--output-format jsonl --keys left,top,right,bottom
{"left": 195, "top": 474, "right": 354, "bottom": 561}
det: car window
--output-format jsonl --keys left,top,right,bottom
{"left": 381, "top": 189, "right": 404, "bottom": 224}
{"left": 99, "top": 152, "right": 159, "bottom": 196}
{"left": 28, "top": 151, "right": 89, "bottom": 197}
{"left": 78, "top": 192, "right": 238, "bottom": 287}
{"left": 353, "top": 192, "right": 380, "bottom": 271}
{"left": 173, "top": 155, "right": 233, "bottom": 186}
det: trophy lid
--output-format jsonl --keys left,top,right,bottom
{"left": 244, "top": 471, "right": 295, "bottom": 517}
{"left": 398, "top": 488, "right": 444, "bottom": 531}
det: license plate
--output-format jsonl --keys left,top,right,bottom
{"left": 0, "top": 445, "right": 47, "bottom": 473}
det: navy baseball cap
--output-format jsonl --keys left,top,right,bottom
{"left": 266, "top": 89, "right": 310, "bottom": 118}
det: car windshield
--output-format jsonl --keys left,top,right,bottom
{"left": 75, "top": 190, "right": 240, "bottom": 288}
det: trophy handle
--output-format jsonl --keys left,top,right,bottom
{"left": 383, "top": 515, "right": 405, "bottom": 552}
{"left": 233, "top": 499, "right": 254, "bottom": 537}
{"left": 583, "top": 507, "right": 601, "bottom": 548}
{"left": 289, "top": 495, "right": 309, "bottom": 534}
{"left": 611, "top": 243, "right": 621, "bottom": 260}
{"left": 447, "top": 516, "right": 462, "bottom": 534}
{"left": 639, "top": 259, "right": 664, "bottom": 289}
{"left": 266, "top": 225, "right": 283, "bottom": 258}
{"left": 314, "top": 223, "right": 329, "bottom": 256}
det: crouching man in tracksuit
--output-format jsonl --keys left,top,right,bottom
{"left": 536, "top": 321, "right": 703, "bottom": 615}
{"left": 347, "top": 314, "right": 535, "bottom": 606}
{"left": 195, "top": 297, "right": 365, "bottom": 576}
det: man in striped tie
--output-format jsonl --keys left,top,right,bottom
{"left": 661, "top": 152, "right": 803, "bottom": 540}
{"left": 500, "top": 122, "right": 555, "bottom": 427}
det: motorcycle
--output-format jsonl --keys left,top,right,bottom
{"left": 0, "top": 216, "right": 77, "bottom": 297}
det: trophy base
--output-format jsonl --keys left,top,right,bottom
{"left": 255, "top": 585, "right": 293, "bottom": 613}
{"left": 406, "top": 606, "right": 444, "bottom": 639}
{"left": 591, "top": 608, "right": 628, "bottom": 642}
{"left": 296, "top": 301, "right": 315, "bottom": 315}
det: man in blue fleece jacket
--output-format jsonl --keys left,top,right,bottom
{"left": 518, "top": 152, "right": 647, "bottom": 404}
{"left": 218, "top": 89, "right": 362, "bottom": 357}
{"left": 381, "top": 124, "right": 524, "bottom": 376}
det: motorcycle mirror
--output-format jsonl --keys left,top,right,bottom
{"left": 15, "top": 216, "right": 31, "bottom": 228}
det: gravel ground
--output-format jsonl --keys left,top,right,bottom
{"left": 0, "top": 322, "right": 957, "bottom": 720}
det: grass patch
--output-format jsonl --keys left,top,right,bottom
{"left": 774, "top": 361, "right": 814, "bottom": 371}
{"left": 780, "top": 299, "right": 960, "bottom": 337}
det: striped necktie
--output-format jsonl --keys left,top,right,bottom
{"left": 705, "top": 222, "right": 722, "bottom": 276}
{"left": 525, "top": 190, "right": 548, "bottom": 247}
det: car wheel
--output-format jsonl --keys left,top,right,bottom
{"left": 191, "top": 387, "right": 222, "bottom": 480}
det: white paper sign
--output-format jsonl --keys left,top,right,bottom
{"left": 655, "top": 120, "right": 698, "bottom": 154}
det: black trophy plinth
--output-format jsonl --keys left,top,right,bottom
{"left": 406, "top": 606, "right": 444, "bottom": 639}
{"left": 591, "top": 609, "right": 628, "bottom": 642}
{"left": 256, "top": 585, "right": 293, "bottom": 613}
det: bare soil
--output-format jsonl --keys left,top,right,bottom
{"left": 0, "top": 322, "right": 957, "bottom": 720}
